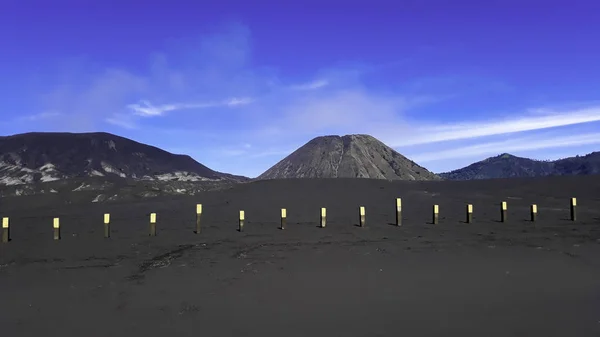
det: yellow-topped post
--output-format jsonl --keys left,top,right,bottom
{"left": 530, "top": 204, "right": 538, "bottom": 222}
{"left": 195, "top": 204, "right": 203, "bottom": 234}
{"left": 501, "top": 201, "right": 507, "bottom": 222}
{"left": 53, "top": 218, "right": 60, "bottom": 240}
{"left": 570, "top": 198, "right": 577, "bottom": 221}
{"left": 359, "top": 206, "right": 366, "bottom": 227}
{"left": 2, "top": 217, "right": 9, "bottom": 243}
{"left": 280, "top": 208, "right": 287, "bottom": 230}
{"left": 320, "top": 208, "right": 326, "bottom": 228}
{"left": 433, "top": 205, "right": 439, "bottom": 225}
{"left": 396, "top": 198, "right": 402, "bottom": 226}
{"left": 104, "top": 213, "right": 111, "bottom": 238}
{"left": 279, "top": 208, "right": 287, "bottom": 229}
{"left": 149, "top": 213, "right": 157, "bottom": 236}
{"left": 466, "top": 204, "right": 473, "bottom": 223}
{"left": 239, "top": 210, "right": 245, "bottom": 232}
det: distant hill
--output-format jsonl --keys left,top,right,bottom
{"left": 553, "top": 151, "right": 600, "bottom": 175}
{"left": 439, "top": 152, "right": 600, "bottom": 180}
{"left": 257, "top": 134, "right": 440, "bottom": 181}
{"left": 0, "top": 132, "right": 249, "bottom": 185}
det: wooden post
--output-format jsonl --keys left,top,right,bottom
{"left": 570, "top": 198, "right": 577, "bottom": 221}
{"left": 2, "top": 217, "right": 9, "bottom": 243}
{"left": 359, "top": 206, "right": 366, "bottom": 227}
{"left": 280, "top": 208, "right": 287, "bottom": 230}
{"left": 396, "top": 198, "right": 402, "bottom": 226}
{"left": 530, "top": 204, "right": 537, "bottom": 222}
{"left": 239, "top": 210, "right": 245, "bottom": 232}
{"left": 149, "top": 213, "right": 157, "bottom": 236}
{"left": 53, "top": 218, "right": 60, "bottom": 240}
{"left": 501, "top": 201, "right": 507, "bottom": 222}
{"left": 433, "top": 205, "right": 439, "bottom": 225}
{"left": 466, "top": 204, "right": 473, "bottom": 223}
{"left": 195, "top": 204, "right": 202, "bottom": 234}
{"left": 320, "top": 208, "right": 326, "bottom": 228}
{"left": 104, "top": 213, "right": 110, "bottom": 238}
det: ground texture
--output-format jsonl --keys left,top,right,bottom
{"left": 1, "top": 176, "right": 600, "bottom": 336}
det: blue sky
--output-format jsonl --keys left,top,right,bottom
{"left": 2, "top": 0, "right": 600, "bottom": 178}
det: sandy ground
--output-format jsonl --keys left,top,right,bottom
{"left": 1, "top": 176, "right": 600, "bottom": 336}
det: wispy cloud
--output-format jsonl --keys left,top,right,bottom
{"left": 127, "top": 101, "right": 206, "bottom": 117}
{"left": 36, "top": 68, "right": 147, "bottom": 131}
{"left": 127, "top": 96, "right": 254, "bottom": 117}
{"left": 220, "top": 149, "right": 248, "bottom": 156}
{"left": 246, "top": 89, "right": 426, "bottom": 141}
{"left": 247, "top": 149, "right": 293, "bottom": 159}
{"left": 105, "top": 114, "right": 138, "bottom": 129}
{"left": 17, "top": 111, "right": 62, "bottom": 122}
{"left": 226, "top": 97, "right": 254, "bottom": 106}
{"left": 387, "top": 106, "right": 600, "bottom": 148}
{"left": 410, "top": 132, "right": 600, "bottom": 163}
{"left": 290, "top": 79, "right": 329, "bottom": 91}
{"left": 212, "top": 143, "right": 291, "bottom": 160}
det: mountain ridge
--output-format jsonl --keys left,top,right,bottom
{"left": 0, "top": 131, "right": 249, "bottom": 185}
{"left": 3, "top": 131, "right": 598, "bottom": 187}
{"left": 440, "top": 151, "right": 600, "bottom": 180}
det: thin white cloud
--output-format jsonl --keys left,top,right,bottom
{"left": 247, "top": 149, "right": 293, "bottom": 158}
{"left": 410, "top": 132, "right": 600, "bottom": 163}
{"left": 255, "top": 89, "right": 411, "bottom": 137}
{"left": 290, "top": 79, "right": 329, "bottom": 91}
{"left": 213, "top": 144, "right": 291, "bottom": 159}
{"left": 127, "top": 101, "right": 185, "bottom": 117}
{"left": 17, "top": 111, "right": 62, "bottom": 122}
{"left": 220, "top": 149, "right": 247, "bottom": 156}
{"left": 105, "top": 115, "right": 138, "bottom": 129}
{"left": 214, "top": 143, "right": 253, "bottom": 157}
{"left": 128, "top": 97, "right": 254, "bottom": 117}
{"left": 226, "top": 97, "right": 254, "bottom": 106}
{"left": 389, "top": 106, "right": 600, "bottom": 147}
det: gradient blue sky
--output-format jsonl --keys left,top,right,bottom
{"left": 2, "top": 0, "right": 600, "bottom": 177}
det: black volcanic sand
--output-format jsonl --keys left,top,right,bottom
{"left": 1, "top": 176, "right": 600, "bottom": 336}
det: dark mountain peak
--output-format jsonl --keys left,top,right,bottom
{"left": 581, "top": 151, "right": 600, "bottom": 158}
{"left": 440, "top": 153, "right": 554, "bottom": 181}
{"left": 482, "top": 153, "right": 507, "bottom": 162}
{"left": 0, "top": 131, "right": 248, "bottom": 185}
{"left": 482, "top": 153, "right": 519, "bottom": 162}
{"left": 257, "top": 134, "right": 439, "bottom": 181}
{"left": 4, "top": 131, "right": 126, "bottom": 141}
{"left": 498, "top": 153, "right": 515, "bottom": 158}
{"left": 552, "top": 151, "right": 600, "bottom": 175}
{"left": 441, "top": 150, "right": 600, "bottom": 180}
{"left": 308, "top": 134, "right": 374, "bottom": 143}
